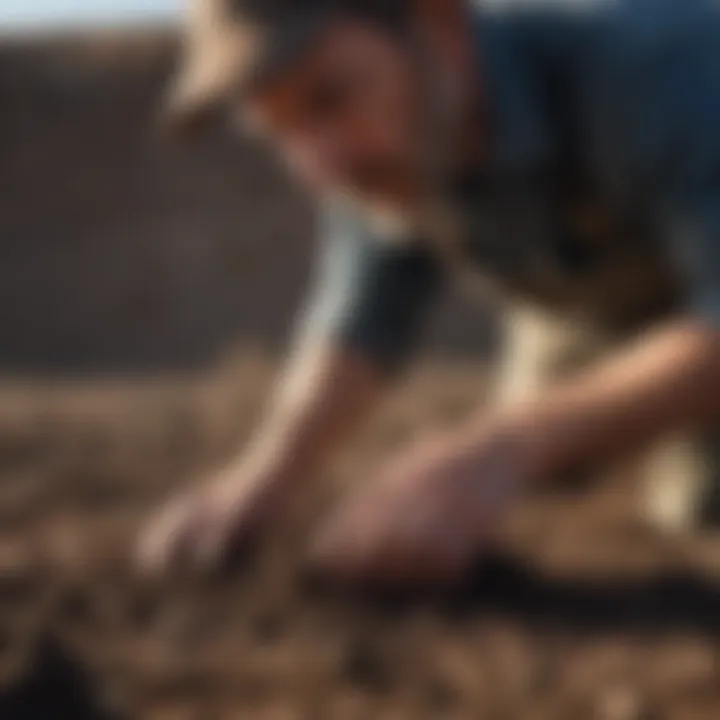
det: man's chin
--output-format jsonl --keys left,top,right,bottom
{"left": 366, "top": 204, "right": 425, "bottom": 244}
{"left": 337, "top": 189, "right": 427, "bottom": 245}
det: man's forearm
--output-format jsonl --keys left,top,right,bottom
{"left": 497, "top": 321, "right": 720, "bottom": 481}
{"left": 240, "top": 343, "right": 386, "bottom": 482}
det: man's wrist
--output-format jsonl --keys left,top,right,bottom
{"left": 494, "top": 407, "right": 559, "bottom": 484}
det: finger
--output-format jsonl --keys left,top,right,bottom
{"left": 192, "top": 503, "right": 257, "bottom": 573}
{"left": 306, "top": 514, "right": 361, "bottom": 578}
{"left": 191, "top": 510, "right": 229, "bottom": 573}
{"left": 307, "top": 500, "right": 387, "bottom": 583}
{"left": 376, "top": 509, "right": 477, "bottom": 588}
{"left": 136, "top": 496, "right": 196, "bottom": 575}
{"left": 308, "top": 503, "right": 420, "bottom": 587}
{"left": 196, "top": 481, "right": 286, "bottom": 573}
{"left": 361, "top": 508, "right": 432, "bottom": 585}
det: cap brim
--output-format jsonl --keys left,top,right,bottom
{"left": 160, "top": 44, "right": 245, "bottom": 140}
{"left": 160, "top": 14, "right": 329, "bottom": 141}
{"left": 160, "top": 77, "right": 230, "bottom": 140}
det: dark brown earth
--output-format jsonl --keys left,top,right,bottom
{"left": 1, "top": 28, "right": 720, "bottom": 720}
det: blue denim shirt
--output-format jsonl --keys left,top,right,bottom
{"left": 297, "top": 0, "right": 720, "bottom": 370}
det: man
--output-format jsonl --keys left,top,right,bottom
{"left": 139, "top": 0, "right": 720, "bottom": 586}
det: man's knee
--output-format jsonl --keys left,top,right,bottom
{"left": 642, "top": 435, "right": 720, "bottom": 532}
{"left": 493, "top": 306, "right": 608, "bottom": 406}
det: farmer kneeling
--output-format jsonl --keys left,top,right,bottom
{"left": 140, "top": 0, "right": 720, "bottom": 586}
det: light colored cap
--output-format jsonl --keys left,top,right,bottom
{"left": 162, "top": 0, "right": 327, "bottom": 138}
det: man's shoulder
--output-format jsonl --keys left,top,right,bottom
{"left": 471, "top": 0, "right": 716, "bottom": 59}
{"left": 315, "top": 197, "right": 408, "bottom": 282}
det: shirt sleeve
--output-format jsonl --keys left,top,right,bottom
{"left": 293, "top": 203, "right": 445, "bottom": 373}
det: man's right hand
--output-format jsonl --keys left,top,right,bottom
{"left": 137, "top": 344, "right": 384, "bottom": 576}
{"left": 137, "top": 460, "right": 291, "bottom": 575}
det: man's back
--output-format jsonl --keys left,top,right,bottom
{"left": 458, "top": 0, "right": 720, "bottom": 326}
{"left": 503, "top": 0, "right": 720, "bottom": 195}
{"left": 142, "top": 0, "right": 720, "bottom": 582}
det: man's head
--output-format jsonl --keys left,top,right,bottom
{"left": 167, "top": 0, "right": 475, "bottom": 228}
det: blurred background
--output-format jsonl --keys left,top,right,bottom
{"left": 1, "top": 3, "right": 720, "bottom": 719}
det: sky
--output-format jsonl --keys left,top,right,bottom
{"left": 0, "top": 0, "right": 180, "bottom": 31}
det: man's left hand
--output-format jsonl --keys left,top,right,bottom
{"left": 307, "top": 421, "right": 528, "bottom": 587}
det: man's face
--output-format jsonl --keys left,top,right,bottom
{"left": 240, "top": 19, "right": 449, "bottom": 218}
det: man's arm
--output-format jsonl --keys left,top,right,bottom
{"left": 501, "top": 321, "right": 720, "bottom": 481}
{"left": 491, "top": 187, "right": 720, "bottom": 483}
{"left": 139, "top": 339, "right": 388, "bottom": 575}
{"left": 304, "top": 319, "right": 720, "bottom": 586}
{"left": 138, "top": 206, "right": 443, "bottom": 572}
{"left": 234, "top": 341, "right": 385, "bottom": 487}
{"left": 240, "top": 205, "right": 445, "bottom": 484}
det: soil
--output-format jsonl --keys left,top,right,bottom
{"left": 0, "top": 357, "right": 719, "bottom": 720}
